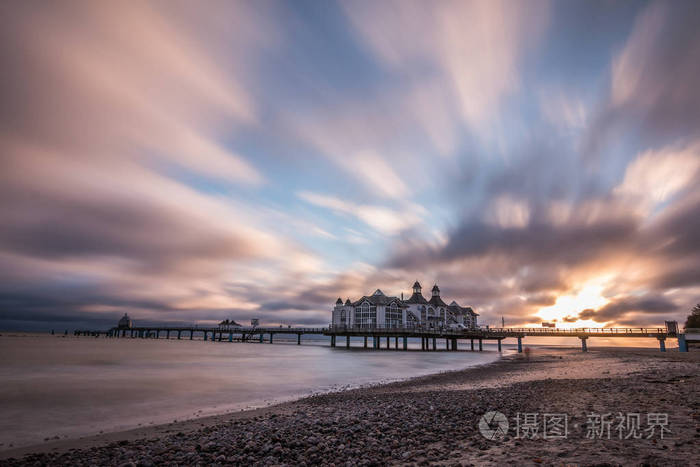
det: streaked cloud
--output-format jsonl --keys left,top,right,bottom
{"left": 343, "top": 0, "right": 550, "bottom": 131}
{"left": 1, "top": 0, "right": 699, "bottom": 330}
{"left": 614, "top": 143, "right": 700, "bottom": 212}
{"left": 297, "top": 191, "right": 424, "bottom": 235}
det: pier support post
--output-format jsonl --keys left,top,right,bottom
{"left": 658, "top": 337, "right": 666, "bottom": 352}
{"left": 259, "top": 334, "right": 263, "bottom": 343}
{"left": 517, "top": 337, "right": 522, "bottom": 353}
{"left": 373, "top": 336, "right": 378, "bottom": 349}
{"left": 331, "top": 335, "right": 336, "bottom": 347}
{"left": 403, "top": 336, "right": 407, "bottom": 350}
{"left": 497, "top": 339, "right": 502, "bottom": 352}
{"left": 580, "top": 336, "right": 588, "bottom": 352}
{"left": 347, "top": 335, "right": 350, "bottom": 348}
{"left": 678, "top": 334, "right": 688, "bottom": 352}
{"left": 229, "top": 332, "right": 233, "bottom": 342}
{"left": 470, "top": 339, "right": 474, "bottom": 351}
{"left": 190, "top": 330, "right": 193, "bottom": 340}
{"left": 395, "top": 336, "right": 399, "bottom": 349}
{"left": 212, "top": 332, "right": 216, "bottom": 342}
{"left": 478, "top": 339, "right": 483, "bottom": 351}
{"left": 166, "top": 330, "right": 170, "bottom": 339}
{"left": 297, "top": 334, "right": 301, "bottom": 345}
{"left": 269, "top": 333, "right": 273, "bottom": 344}
{"left": 432, "top": 337, "right": 436, "bottom": 350}
{"left": 446, "top": 339, "right": 449, "bottom": 350}
{"left": 218, "top": 332, "right": 223, "bottom": 342}
{"left": 386, "top": 336, "right": 390, "bottom": 349}
{"left": 122, "top": 330, "right": 126, "bottom": 337}
{"left": 452, "top": 338, "right": 458, "bottom": 350}
{"left": 177, "top": 330, "right": 181, "bottom": 340}
{"left": 421, "top": 337, "right": 425, "bottom": 350}
{"left": 203, "top": 331, "right": 208, "bottom": 341}
{"left": 364, "top": 336, "right": 367, "bottom": 348}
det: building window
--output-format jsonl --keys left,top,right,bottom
{"left": 427, "top": 307, "right": 436, "bottom": 328}
{"left": 354, "top": 302, "right": 376, "bottom": 328}
{"left": 340, "top": 310, "right": 346, "bottom": 325}
{"left": 420, "top": 306, "right": 427, "bottom": 323}
{"left": 385, "top": 302, "right": 402, "bottom": 328}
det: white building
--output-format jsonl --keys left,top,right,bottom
{"left": 331, "top": 281, "right": 478, "bottom": 329}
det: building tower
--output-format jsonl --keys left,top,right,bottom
{"left": 413, "top": 281, "right": 422, "bottom": 295}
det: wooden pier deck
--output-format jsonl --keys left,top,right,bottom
{"left": 73, "top": 324, "right": 687, "bottom": 352}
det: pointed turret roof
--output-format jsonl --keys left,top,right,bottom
{"left": 336, "top": 297, "right": 343, "bottom": 305}
{"left": 405, "top": 290, "right": 428, "bottom": 305}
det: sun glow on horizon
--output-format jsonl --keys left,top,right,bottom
{"left": 536, "top": 278, "right": 611, "bottom": 329}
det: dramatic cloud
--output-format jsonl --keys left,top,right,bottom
{"left": 0, "top": 1, "right": 698, "bottom": 330}
{"left": 297, "top": 191, "right": 424, "bottom": 235}
{"left": 343, "top": 0, "right": 549, "bottom": 131}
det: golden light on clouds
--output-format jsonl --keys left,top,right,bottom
{"left": 536, "top": 278, "right": 611, "bottom": 328}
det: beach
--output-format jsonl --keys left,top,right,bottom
{"left": 3, "top": 346, "right": 698, "bottom": 466}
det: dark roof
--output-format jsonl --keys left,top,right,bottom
{"left": 405, "top": 291, "right": 428, "bottom": 304}
{"left": 412, "top": 281, "right": 421, "bottom": 289}
{"left": 428, "top": 295, "right": 447, "bottom": 307}
{"left": 352, "top": 294, "right": 407, "bottom": 307}
{"left": 464, "top": 306, "right": 479, "bottom": 316}
{"left": 447, "top": 303, "right": 478, "bottom": 316}
{"left": 432, "top": 284, "right": 440, "bottom": 292}
{"left": 336, "top": 297, "right": 343, "bottom": 305}
{"left": 345, "top": 298, "right": 352, "bottom": 305}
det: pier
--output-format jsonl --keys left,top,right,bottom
{"left": 76, "top": 326, "right": 326, "bottom": 345}
{"left": 326, "top": 325, "right": 680, "bottom": 352}
{"left": 72, "top": 324, "right": 687, "bottom": 352}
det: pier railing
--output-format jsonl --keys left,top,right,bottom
{"left": 327, "top": 324, "right": 672, "bottom": 337}
{"left": 485, "top": 327, "right": 669, "bottom": 335}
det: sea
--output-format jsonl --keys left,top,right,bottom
{"left": 0, "top": 333, "right": 504, "bottom": 450}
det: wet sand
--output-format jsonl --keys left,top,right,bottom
{"left": 3, "top": 346, "right": 699, "bottom": 465}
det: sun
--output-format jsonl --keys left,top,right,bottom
{"left": 536, "top": 278, "right": 611, "bottom": 328}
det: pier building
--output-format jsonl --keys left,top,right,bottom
{"left": 331, "top": 281, "right": 478, "bottom": 329}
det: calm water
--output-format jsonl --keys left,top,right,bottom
{"left": 0, "top": 334, "right": 502, "bottom": 449}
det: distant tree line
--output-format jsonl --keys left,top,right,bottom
{"left": 686, "top": 304, "right": 700, "bottom": 329}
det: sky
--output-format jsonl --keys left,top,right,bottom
{"left": 1, "top": 0, "right": 699, "bottom": 331}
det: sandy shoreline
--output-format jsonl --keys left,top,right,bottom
{"left": 3, "top": 346, "right": 699, "bottom": 465}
